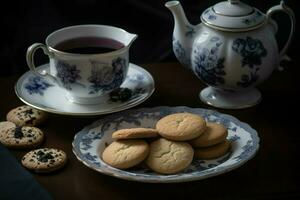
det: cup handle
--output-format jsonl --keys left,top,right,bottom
{"left": 26, "top": 43, "right": 56, "bottom": 79}
{"left": 267, "top": 1, "right": 295, "bottom": 70}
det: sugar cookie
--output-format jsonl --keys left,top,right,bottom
{"left": 190, "top": 122, "right": 228, "bottom": 148}
{"left": 194, "top": 140, "right": 231, "bottom": 160}
{"left": 112, "top": 128, "right": 158, "bottom": 140}
{"left": 156, "top": 113, "right": 206, "bottom": 141}
{"left": 102, "top": 140, "right": 149, "bottom": 169}
{"left": 146, "top": 138, "right": 194, "bottom": 174}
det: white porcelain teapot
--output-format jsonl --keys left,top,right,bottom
{"left": 166, "top": 0, "right": 295, "bottom": 109}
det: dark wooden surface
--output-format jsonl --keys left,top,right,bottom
{"left": 1, "top": 62, "right": 300, "bottom": 199}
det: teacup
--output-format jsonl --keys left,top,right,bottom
{"left": 26, "top": 24, "right": 137, "bottom": 104}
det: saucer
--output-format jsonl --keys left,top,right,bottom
{"left": 15, "top": 63, "right": 155, "bottom": 116}
{"left": 72, "top": 106, "right": 259, "bottom": 183}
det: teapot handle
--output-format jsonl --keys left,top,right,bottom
{"left": 267, "top": 1, "right": 295, "bottom": 65}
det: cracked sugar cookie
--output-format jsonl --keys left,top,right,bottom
{"left": 22, "top": 148, "right": 67, "bottom": 173}
{"left": 7, "top": 105, "right": 47, "bottom": 127}
{"left": 146, "top": 138, "right": 194, "bottom": 174}
{"left": 102, "top": 140, "right": 149, "bottom": 169}
{"left": 156, "top": 113, "right": 206, "bottom": 141}
{"left": 0, "top": 122, "right": 44, "bottom": 149}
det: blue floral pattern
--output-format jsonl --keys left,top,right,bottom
{"left": 237, "top": 68, "right": 259, "bottom": 88}
{"left": 203, "top": 8, "right": 217, "bottom": 21}
{"left": 232, "top": 37, "right": 267, "bottom": 68}
{"left": 232, "top": 37, "right": 267, "bottom": 87}
{"left": 242, "top": 11, "right": 263, "bottom": 26}
{"left": 73, "top": 106, "right": 260, "bottom": 183}
{"left": 88, "top": 57, "right": 126, "bottom": 94}
{"left": 24, "top": 76, "right": 53, "bottom": 95}
{"left": 55, "top": 60, "right": 81, "bottom": 90}
{"left": 185, "top": 25, "right": 196, "bottom": 38}
{"left": 82, "top": 152, "right": 100, "bottom": 167}
{"left": 109, "top": 87, "right": 146, "bottom": 103}
{"left": 173, "top": 39, "right": 191, "bottom": 68}
{"left": 194, "top": 37, "right": 226, "bottom": 86}
{"left": 228, "top": 134, "right": 241, "bottom": 142}
{"left": 208, "top": 15, "right": 217, "bottom": 20}
{"left": 233, "top": 140, "right": 254, "bottom": 161}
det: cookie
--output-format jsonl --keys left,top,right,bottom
{"left": 112, "top": 128, "right": 159, "bottom": 140}
{"left": 102, "top": 140, "right": 149, "bottom": 169}
{"left": 146, "top": 138, "right": 194, "bottom": 174}
{"left": 156, "top": 113, "right": 206, "bottom": 141}
{"left": 0, "top": 124, "right": 44, "bottom": 149}
{"left": 7, "top": 105, "right": 47, "bottom": 126}
{"left": 0, "top": 121, "right": 16, "bottom": 134}
{"left": 194, "top": 140, "right": 231, "bottom": 160}
{"left": 190, "top": 122, "right": 228, "bottom": 148}
{"left": 22, "top": 148, "right": 67, "bottom": 173}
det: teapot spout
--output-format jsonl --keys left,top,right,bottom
{"left": 165, "top": 1, "right": 196, "bottom": 69}
{"left": 165, "top": 1, "right": 192, "bottom": 32}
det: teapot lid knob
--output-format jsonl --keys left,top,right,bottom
{"left": 229, "top": 0, "right": 240, "bottom": 4}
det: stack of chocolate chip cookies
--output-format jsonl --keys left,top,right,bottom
{"left": 0, "top": 105, "right": 67, "bottom": 173}
{"left": 0, "top": 106, "right": 47, "bottom": 149}
{"left": 102, "top": 112, "right": 231, "bottom": 174}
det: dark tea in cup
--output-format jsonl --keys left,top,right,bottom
{"left": 54, "top": 37, "right": 125, "bottom": 54}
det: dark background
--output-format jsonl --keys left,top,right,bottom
{"left": 0, "top": 0, "right": 299, "bottom": 76}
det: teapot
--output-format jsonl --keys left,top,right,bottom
{"left": 165, "top": 0, "right": 295, "bottom": 109}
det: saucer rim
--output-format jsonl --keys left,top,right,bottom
{"left": 15, "top": 63, "right": 155, "bottom": 116}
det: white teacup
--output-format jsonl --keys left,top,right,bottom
{"left": 26, "top": 24, "right": 137, "bottom": 104}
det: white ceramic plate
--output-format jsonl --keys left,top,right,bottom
{"left": 72, "top": 106, "right": 259, "bottom": 183}
{"left": 15, "top": 63, "right": 154, "bottom": 116}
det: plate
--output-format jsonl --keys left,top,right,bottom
{"left": 72, "top": 106, "right": 259, "bottom": 183}
{"left": 15, "top": 63, "right": 155, "bottom": 116}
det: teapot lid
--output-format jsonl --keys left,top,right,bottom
{"left": 201, "top": 0, "right": 266, "bottom": 31}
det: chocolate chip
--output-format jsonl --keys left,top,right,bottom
{"left": 37, "top": 152, "right": 54, "bottom": 163}
{"left": 28, "top": 139, "right": 32, "bottom": 143}
{"left": 14, "top": 126, "right": 24, "bottom": 139}
{"left": 24, "top": 109, "right": 34, "bottom": 116}
{"left": 28, "top": 129, "right": 32, "bottom": 133}
{"left": 22, "top": 157, "right": 25, "bottom": 161}
{"left": 37, "top": 150, "right": 45, "bottom": 156}
{"left": 29, "top": 159, "right": 34, "bottom": 162}
{"left": 27, "top": 134, "right": 33, "bottom": 137}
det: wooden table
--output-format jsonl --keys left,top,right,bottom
{"left": 1, "top": 62, "right": 300, "bottom": 199}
